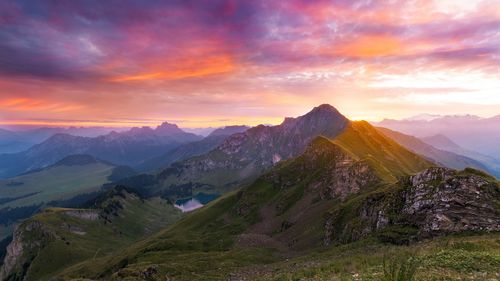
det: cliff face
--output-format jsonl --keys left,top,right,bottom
{"left": 402, "top": 167, "right": 499, "bottom": 235}
{"left": 0, "top": 220, "right": 55, "bottom": 280}
{"left": 324, "top": 167, "right": 500, "bottom": 245}
{"left": 264, "top": 136, "right": 381, "bottom": 201}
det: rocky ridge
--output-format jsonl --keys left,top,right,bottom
{"left": 324, "top": 167, "right": 500, "bottom": 245}
{"left": 157, "top": 104, "right": 349, "bottom": 191}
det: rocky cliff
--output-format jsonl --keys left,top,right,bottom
{"left": 324, "top": 167, "right": 500, "bottom": 245}
{"left": 0, "top": 220, "right": 55, "bottom": 280}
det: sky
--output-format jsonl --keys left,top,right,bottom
{"left": 0, "top": 0, "right": 499, "bottom": 128}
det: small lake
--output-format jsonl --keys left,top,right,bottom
{"left": 174, "top": 193, "right": 219, "bottom": 212}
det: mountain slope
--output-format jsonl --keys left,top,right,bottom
{"left": 135, "top": 104, "right": 350, "bottom": 196}
{"left": 421, "top": 134, "right": 462, "bottom": 150}
{"left": 0, "top": 154, "right": 136, "bottom": 241}
{"left": 135, "top": 125, "right": 250, "bottom": 172}
{"left": 333, "top": 122, "right": 431, "bottom": 182}
{"left": 0, "top": 122, "right": 201, "bottom": 179}
{"left": 47, "top": 138, "right": 498, "bottom": 280}
{"left": 421, "top": 134, "right": 500, "bottom": 178}
{"left": 377, "top": 127, "right": 493, "bottom": 175}
{"left": 0, "top": 187, "right": 182, "bottom": 281}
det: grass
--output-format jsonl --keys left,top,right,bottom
{"left": 382, "top": 255, "right": 419, "bottom": 281}
{"left": 0, "top": 163, "right": 115, "bottom": 209}
{"left": 6, "top": 191, "right": 182, "bottom": 281}
{"left": 333, "top": 121, "right": 434, "bottom": 181}
{"left": 262, "top": 234, "right": 500, "bottom": 281}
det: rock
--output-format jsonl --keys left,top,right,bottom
{"left": 0, "top": 221, "right": 55, "bottom": 280}
{"left": 324, "top": 167, "right": 500, "bottom": 244}
{"left": 63, "top": 209, "right": 99, "bottom": 220}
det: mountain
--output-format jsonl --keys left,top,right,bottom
{"left": 0, "top": 122, "right": 202, "bottom": 179}
{"left": 421, "top": 134, "right": 500, "bottom": 177}
{"left": 21, "top": 136, "right": 498, "bottom": 280}
{"left": 0, "top": 127, "right": 123, "bottom": 154}
{"left": 0, "top": 186, "right": 182, "bottom": 281}
{"left": 404, "top": 113, "right": 442, "bottom": 121}
{"left": 181, "top": 127, "right": 217, "bottom": 136}
{"left": 377, "top": 127, "right": 494, "bottom": 175}
{"left": 158, "top": 105, "right": 351, "bottom": 190}
{"left": 118, "top": 105, "right": 354, "bottom": 199}
{"left": 0, "top": 154, "right": 136, "bottom": 240}
{"left": 375, "top": 114, "right": 500, "bottom": 160}
{"left": 421, "top": 134, "right": 463, "bottom": 150}
{"left": 113, "top": 105, "right": 432, "bottom": 206}
{"left": 135, "top": 125, "right": 250, "bottom": 172}
{"left": 207, "top": 125, "right": 249, "bottom": 137}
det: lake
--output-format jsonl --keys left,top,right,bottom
{"left": 174, "top": 193, "right": 219, "bottom": 212}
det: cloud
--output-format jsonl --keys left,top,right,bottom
{"left": 0, "top": 0, "right": 499, "bottom": 125}
{"left": 0, "top": 97, "right": 84, "bottom": 112}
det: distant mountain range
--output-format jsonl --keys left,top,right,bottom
{"left": 135, "top": 125, "right": 249, "bottom": 172}
{"left": 377, "top": 127, "right": 499, "bottom": 177}
{"left": 376, "top": 114, "right": 500, "bottom": 160}
{"left": 0, "top": 122, "right": 201, "bottom": 179}
{"left": 0, "top": 127, "right": 124, "bottom": 154}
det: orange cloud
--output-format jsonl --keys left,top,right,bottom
{"left": 333, "top": 35, "right": 406, "bottom": 58}
{"left": 0, "top": 97, "right": 83, "bottom": 112}
{"left": 111, "top": 55, "right": 236, "bottom": 82}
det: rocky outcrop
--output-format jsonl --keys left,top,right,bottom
{"left": 63, "top": 209, "right": 99, "bottom": 221}
{"left": 324, "top": 167, "right": 500, "bottom": 245}
{"left": 266, "top": 136, "right": 381, "bottom": 200}
{"left": 402, "top": 167, "right": 499, "bottom": 236}
{"left": 0, "top": 230, "right": 23, "bottom": 280}
{"left": 0, "top": 221, "right": 55, "bottom": 280}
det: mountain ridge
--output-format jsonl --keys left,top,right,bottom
{"left": 0, "top": 124, "right": 201, "bottom": 179}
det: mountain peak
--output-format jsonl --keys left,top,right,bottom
{"left": 155, "top": 122, "right": 184, "bottom": 135}
{"left": 303, "top": 104, "right": 345, "bottom": 120}
{"left": 279, "top": 104, "right": 348, "bottom": 138}
{"left": 311, "top": 103, "right": 340, "bottom": 113}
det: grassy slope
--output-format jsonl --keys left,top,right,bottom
{"left": 333, "top": 121, "right": 433, "bottom": 182}
{"left": 16, "top": 192, "right": 182, "bottom": 281}
{"left": 254, "top": 234, "right": 500, "bottom": 280}
{"left": 0, "top": 163, "right": 115, "bottom": 209}
{"left": 56, "top": 197, "right": 500, "bottom": 281}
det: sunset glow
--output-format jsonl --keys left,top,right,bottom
{"left": 1, "top": 0, "right": 499, "bottom": 128}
